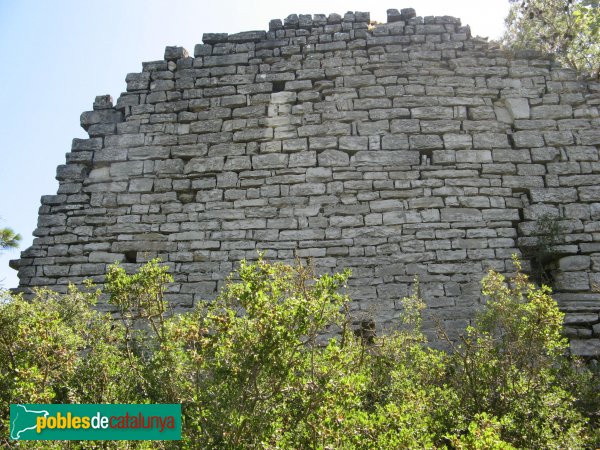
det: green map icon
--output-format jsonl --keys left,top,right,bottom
{"left": 10, "top": 404, "right": 49, "bottom": 440}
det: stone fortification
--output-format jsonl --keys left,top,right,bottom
{"left": 12, "top": 8, "right": 600, "bottom": 355}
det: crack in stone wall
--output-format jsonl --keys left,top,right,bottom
{"left": 11, "top": 8, "right": 600, "bottom": 356}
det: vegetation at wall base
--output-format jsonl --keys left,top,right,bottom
{"left": 0, "top": 256, "right": 599, "bottom": 449}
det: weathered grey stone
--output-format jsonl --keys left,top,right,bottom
{"left": 504, "top": 98, "right": 530, "bottom": 120}
{"left": 513, "top": 131, "right": 545, "bottom": 148}
{"left": 443, "top": 134, "right": 472, "bottom": 149}
{"left": 80, "top": 110, "right": 123, "bottom": 131}
{"left": 559, "top": 255, "right": 591, "bottom": 271}
{"left": 318, "top": 150, "right": 349, "bottom": 167}
{"left": 55, "top": 164, "right": 87, "bottom": 181}
{"left": 529, "top": 188, "right": 578, "bottom": 203}
{"left": 570, "top": 339, "right": 600, "bottom": 357}
{"left": 409, "top": 134, "right": 443, "bottom": 150}
{"left": 184, "top": 157, "right": 224, "bottom": 174}
{"left": 456, "top": 150, "right": 492, "bottom": 163}
{"left": 252, "top": 154, "right": 288, "bottom": 169}
{"left": 203, "top": 54, "right": 249, "bottom": 67}
{"left": 441, "top": 208, "right": 482, "bottom": 222}
{"left": 411, "top": 107, "right": 454, "bottom": 119}
{"left": 14, "top": 8, "right": 600, "bottom": 357}
{"left": 352, "top": 151, "right": 419, "bottom": 166}
{"left": 473, "top": 133, "right": 509, "bottom": 149}
{"left": 531, "top": 105, "right": 573, "bottom": 120}
{"left": 202, "top": 33, "right": 228, "bottom": 44}
{"left": 339, "top": 136, "right": 368, "bottom": 151}
{"left": 382, "top": 135, "right": 409, "bottom": 150}
{"left": 234, "top": 128, "right": 273, "bottom": 142}
{"left": 164, "top": 46, "right": 188, "bottom": 61}
{"left": 228, "top": 30, "right": 266, "bottom": 42}
{"left": 579, "top": 186, "right": 600, "bottom": 201}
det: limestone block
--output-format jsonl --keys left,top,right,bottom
{"left": 227, "top": 30, "right": 266, "bottom": 43}
{"left": 298, "top": 122, "right": 350, "bottom": 137}
{"left": 352, "top": 151, "right": 419, "bottom": 166}
{"left": 456, "top": 150, "right": 492, "bottom": 163}
{"left": 318, "top": 150, "right": 350, "bottom": 167}
{"left": 270, "top": 91, "right": 297, "bottom": 104}
{"left": 71, "top": 138, "right": 103, "bottom": 152}
{"left": 164, "top": 46, "right": 188, "bottom": 61}
{"left": 492, "top": 149, "right": 531, "bottom": 163}
{"left": 80, "top": 110, "right": 123, "bottom": 131}
{"left": 577, "top": 129, "right": 600, "bottom": 145}
{"left": 354, "top": 98, "right": 392, "bottom": 110}
{"left": 306, "top": 167, "right": 332, "bottom": 182}
{"left": 344, "top": 75, "right": 376, "bottom": 88}
{"left": 184, "top": 157, "right": 225, "bottom": 174}
{"left": 529, "top": 187, "right": 578, "bottom": 203}
{"left": 56, "top": 164, "right": 87, "bottom": 182}
{"left": 513, "top": 131, "right": 545, "bottom": 148}
{"left": 339, "top": 136, "right": 368, "bottom": 151}
{"left": 421, "top": 120, "right": 460, "bottom": 133}
{"left": 531, "top": 105, "right": 573, "bottom": 120}
{"left": 443, "top": 134, "right": 472, "bottom": 149}
{"left": 411, "top": 106, "right": 454, "bottom": 119}
{"left": 570, "top": 339, "right": 600, "bottom": 357}
{"left": 88, "top": 252, "right": 125, "bottom": 263}
{"left": 233, "top": 128, "right": 273, "bottom": 142}
{"left": 564, "top": 313, "right": 597, "bottom": 325}
{"left": 473, "top": 133, "right": 509, "bottom": 149}
{"left": 282, "top": 138, "right": 308, "bottom": 152}
{"left": 430, "top": 151, "right": 454, "bottom": 166}
{"left": 382, "top": 135, "right": 409, "bottom": 150}
{"left": 409, "top": 135, "right": 443, "bottom": 150}
{"left": 202, "top": 33, "right": 228, "bottom": 44}
{"left": 579, "top": 186, "right": 600, "bottom": 201}
{"left": 504, "top": 98, "right": 530, "bottom": 120}
{"left": 125, "top": 72, "right": 150, "bottom": 91}
{"left": 358, "top": 120, "right": 389, "bottom": 135}
{"left": 441, "top": 208, "right": 482, "bottom": 222}
{"left": 289, "top": 151, "right": 317, "bottom": 168}
{"left": 252, "top": 153, "right": 288, "bottom": 169}
{"left": 110, "top": 161, "right": 143, "bottom": 177}
{"left": 554, "top": 272, "right": 590, "bottom": 291}
{"left": 203, "top": 54, "right": 249, "bottom": 67}
{"left": 390, "top": 119, "right": 420, "bottom": 133}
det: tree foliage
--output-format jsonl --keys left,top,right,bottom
{"left": 0, "top": 227, "right": 20, "bottom": 250}
{"left": 503, "top": 0, "right": 600, "bottom": 78}
{"left": 0, "top": 256, "right": 598, "bottom": 448}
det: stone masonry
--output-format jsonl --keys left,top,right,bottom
{"left": 11, "top": 8, "right": 600, "bottom": 356}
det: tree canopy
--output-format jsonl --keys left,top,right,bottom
{"left": 503, "top": 0, "right": 600, "bottom": 78}
{"left": 0, "top": 227, "right": 20, "bottom": 250}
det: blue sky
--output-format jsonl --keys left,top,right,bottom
{"left": 0, "top": 0, "right": 510, "bottom": 288}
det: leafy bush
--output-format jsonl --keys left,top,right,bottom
{"left": 446, "top": 256, "right": 590, "bottom": 448}
{"left": 503, "top": 0, "right": 600, "bottom": 79}
{"left": 0, "top": 256, "right": 597, "bottom": 448}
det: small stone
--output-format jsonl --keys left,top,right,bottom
{"left": 93, "top": 95, "right": 113, "bottom": 110}
{"left": 387, "top": 9, "right": 402, "bottom": 23}
{"left": 269, "top": 19, "right": 283, "bottom": 31}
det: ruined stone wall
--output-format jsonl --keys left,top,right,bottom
{"left": 12, "top": 8, "right": 600, "bottom": 356}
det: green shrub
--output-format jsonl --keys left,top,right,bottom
{"left": 0, "top": 255, "right": 596, "bottom": 449}
{"left": 447, "top": 255, "right": 590, "bottom": 448}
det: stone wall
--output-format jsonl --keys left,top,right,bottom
{"left": 11, "top": 8, "right": 600, "bottom": 356}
